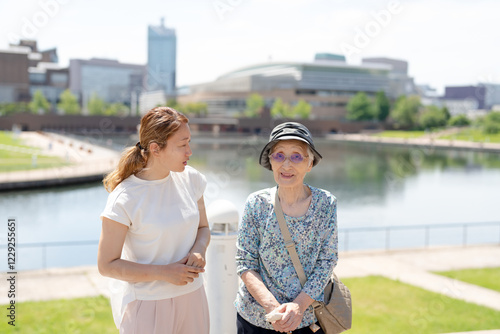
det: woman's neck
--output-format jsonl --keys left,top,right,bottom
{"left": 278, "top": 184, "right": 311, "bottom": 206}
{"left": 136, "top": 161, "right": 170, "bottom": 181}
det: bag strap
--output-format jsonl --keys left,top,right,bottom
{"left": 272, "top": 187, "right": 324, "bottom": 312}
{"left": 271, "top": 186, "right": 308, "bottom": 286}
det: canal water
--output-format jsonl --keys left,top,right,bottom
{"left": 1, "top": 134, "right": 499, "bottom": 270}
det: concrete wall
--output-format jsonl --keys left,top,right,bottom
{"left": 0, "top": 113, "right": 384, "bottom": 135}
{"left": 0, "top": 113, "right": 141, "bottom": 133}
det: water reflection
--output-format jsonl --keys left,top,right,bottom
{"left": 187, "top": 138, "right": 500, "bottom": 214}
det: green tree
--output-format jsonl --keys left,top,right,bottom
{"left": 448, "top": 114, "right": 470, "bottom": 127}
{"left": 244, "top": 93, "right": 265, "bottom": 118}
{"left": 418, "top": 105, "right": 448, "bottom": 129}
{"left": 346, "top": 92, "right": 375, "bottom": 121}
{"left": 390, "top": 95, "right": 421, "bottom": 129}
{"left": 57, "top": 89, "right": 81, "bottom": 115}
{"left": 271, "top": 98, "right": 292, "bottom": 118}
{"left": 0, "top": 102, "right": 29, "bottom": 116}
{"left": 442, "top": 106, "right": 451, "bottom": 121}
{"left": 87, "top": 93, "right": 106, "bottom": 115}
{"left": 166, "top": 98, "right": 182, "bottom": 111}
{"left": 104, "top": 103, "right": 129, "bottom": 116}
{"left": 375, "top": 90, "right": 390, "bottom": 121}
{"left": 184, "top": 102, "right": 207, "bottom": 117}
{"left": 483, "top": 111, "right": 500, "bottom": 134}
{"left": 29, "top": 90, "right": 51, "bottom": 114}
{"left": 293, "top": 99, "right": 312, "bottom": 119}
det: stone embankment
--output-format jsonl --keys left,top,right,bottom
{"left": 328, "top": 132, "right": 500, "bottom": 153}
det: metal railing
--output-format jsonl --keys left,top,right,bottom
{"left": 340, "top": 221, "right": 500, "bottom": 252}
{"left": 1, "top": 222, "right": 500, "bottom": 269}
{"left": 0, "top": 240, "right": 99, "bottom": 270}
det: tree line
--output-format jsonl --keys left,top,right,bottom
{"left": 0, "top": 89, "right": 130, "bottom": 116}
{"left": 0, "top": 90, "right": 210, "bottom": 118}
{"left": 243, "top": 94, "right": 311, "bottom": 119}
{"left": 346, "top": 91, "right": 500, "bottom": 134}
{"left": 3, "top": 89, "right": 500, "bottom": 135}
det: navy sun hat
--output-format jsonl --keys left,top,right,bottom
{"left": 259, "top": 122, "right": 322, "bottom": 171}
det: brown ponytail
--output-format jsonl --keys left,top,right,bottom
{"left": 103, "top": 107, "right": 189, "bottom": 192}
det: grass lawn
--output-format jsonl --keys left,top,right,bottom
{"left": 343, "top": 276, "right": 500, "bottom": 334}
{"left": 2, "top": 276, "right": 500, "bottom": 333}
{"left": 434, "top": 267, "right": 500, "bottom": 293}
{"left": 0, "top": 296, "right": 116, "bottom": 333}
{"left": 0, "top": 131, "right": 69, "bottom": 172}
{"left": 373, "top": 130, "right": 427, "bottom": 138}
{"left": 439, "top": 128, "right": 500, "bottom": 143}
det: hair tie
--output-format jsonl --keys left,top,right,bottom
{"left": 136, "top": 142, "right": 144, "bottom": 150}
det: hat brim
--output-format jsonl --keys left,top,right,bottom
{"left": 259, "top": 137, "right": 322, "bottom": 171}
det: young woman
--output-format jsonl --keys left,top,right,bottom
{"left": 98, "top": 107, "right": 210, "bottom": 334}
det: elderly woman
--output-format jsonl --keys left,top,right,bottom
{"left": 235, "top": 122, "right": 338, "bottom": 334}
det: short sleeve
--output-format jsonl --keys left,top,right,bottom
{"left": 100, "top": 188, "right": 132, "bottom": 227}
{"left": 189, "top": 167, "right": 207, "bottom": 200}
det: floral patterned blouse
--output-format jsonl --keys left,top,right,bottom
{"left": 235, "top": 185, "right": 338, "bottom": 330}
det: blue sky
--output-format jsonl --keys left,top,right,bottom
{"left": 0, "top": 0, "right": 498, "bottom": 93}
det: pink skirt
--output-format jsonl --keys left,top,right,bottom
{"left": 120, "top": 286, "right": 210, "bottom": 334}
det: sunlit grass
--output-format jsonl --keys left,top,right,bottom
{"left": 373, "top": 130, "right": 427, "bottom": 138}
{"left": 343, "top": 275, "right": 500, "bottom": 334}
{"left": 0, "top": 296, "right": 116, "bottom": 333}
{"left": 435, "top": 267, "right": 500, "bottom": 293}
{"left": 440, "top": 128, "right": 500, "bottom": 143}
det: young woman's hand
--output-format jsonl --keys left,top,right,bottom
{"left": 186, "top": 251, "right": 206, "bottom": 268}
{"left": 163, "top": 255, "right": 204, "bottom": 285}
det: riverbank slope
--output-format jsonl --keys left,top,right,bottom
{"left": 0, "top": 132, "right": 120, "bottom": 191}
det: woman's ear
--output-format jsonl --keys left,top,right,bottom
{"left": 149, "top": 142, "right": 160, "bottom": 155}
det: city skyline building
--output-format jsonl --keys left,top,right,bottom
{"left": 179, "top": 54, "right": 417, "bottom": 119}
{"left": 440, "top": 84, "right": 500, "bottom": 117}
{"left": 69, "top": 58, "right": 145, "bottom": 115}
{"left": 147, "top": 18, "right": 177, "bottom": 95}
{"left": 0, "top": 40, "right": 68, "bottom": 109}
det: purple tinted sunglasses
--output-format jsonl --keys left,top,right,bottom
{"left": 269, "top": 152, "right": 308, "bottom": 164}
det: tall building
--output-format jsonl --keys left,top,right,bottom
{"left": 147, "top": 18, "right": 176, "bottom": 95}
{"left": 69, "top": 58, "right": 145, "bottom": 114}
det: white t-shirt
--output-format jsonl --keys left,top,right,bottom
{"left": 100, "top": 165, "right": 207, "bottom": 327}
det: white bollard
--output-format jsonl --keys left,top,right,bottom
{"left": 205, "top": 199, "right": 239, "bottom": 334}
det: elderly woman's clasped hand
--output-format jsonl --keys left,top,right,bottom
{"left": 269, "top": 302, "right": 304, "bottom": 333}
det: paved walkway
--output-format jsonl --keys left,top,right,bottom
{"left": 0, "top": 131, "right": 120, "bottom": 190}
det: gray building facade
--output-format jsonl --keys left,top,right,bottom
{"left": 69, "top": 58, "right": 145, "bottom": 114}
